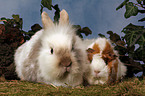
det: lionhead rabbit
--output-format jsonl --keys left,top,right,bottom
{"left": 86, "top": 38, "right": 127, "bottom": 84}
{"left": 14, "top": 9, "right": 88, "bottom": 87}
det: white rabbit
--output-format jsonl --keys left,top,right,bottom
{"left": 85, "top": 37, "right": 127, "bottom": 85}
{"left": 14, "top": 9, "right": 89, "bottom": 87}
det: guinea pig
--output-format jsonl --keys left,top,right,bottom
{"left": 86, "top": 37, "right": 127, "bottom": 85}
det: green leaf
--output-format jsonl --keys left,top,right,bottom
{"left": 122, "top": 23, "right": 145, "bottom": 47}
{"left": 134, "top": 46, "right": 145, "bottom": 61}
{"left": 81, "top": 27, "right": 92, "bottom": 36}
{"left": 137, "top": 31, "right": 145, "bottom": 49}
{"left": 41, "top": 0, "right": 52, "bottom": 10}
{"left": 107, "top": 31, "right": 121, "bottom": 42}
{"left": 116, "top": 0, "right": 129, "bottom": 10}
{"left": 53, "top": 4, "right": 60, "bottom": 22}
{"left": 11, "top": 14, "right": 23, "bottom": 29}
{"left": 138, "top": 17, "right": 145, "bottom": 22}
{"left": 19, "top": 18, "right": 23, "bottom": 30}
{"left": 136, "top": 0, "right": 142, "bottom": 4}
{"left": 73, "top": 25, "right": 81, "bottom": 29}
{"left": 125, "top": 2, "right": 138, "bottom": 18}
{"left": 98, "top": 33, "right": 106, "bottom": 38}
{"left": 73, "top": 25, "right": 83, "bottom": 38}
{"left": 31, "top": 24, "right": 42, "bottom": 32}
{"left": 1, "top": 17, "right": 7, "bottom": 21}
{"left": 73, "top": 25, "right": 92, "bottom": 38}
{"left": 12, "top": 14, "right": 20, "bottom": 22}
{"left": 138, "top": 10, "right": 145, "bottom": 13}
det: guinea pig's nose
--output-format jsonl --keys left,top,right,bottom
{"left": 94, "top": 70, "right": 100, "bottom": 75}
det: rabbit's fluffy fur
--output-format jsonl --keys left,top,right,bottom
{"left": 14, "top": 10, "right": 89, "bottom": 87}
{"left": 85, "top": 38, "right": 127, "bottom": 85}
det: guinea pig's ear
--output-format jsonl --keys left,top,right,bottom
{"left": 59, "top": 9, "right": 69, "bottom": 25}
{"left": 41, "top": 11, "right": 54, "bottom": 29}
{"left": 86, "top": 48, "right": 95, "bottom": 53}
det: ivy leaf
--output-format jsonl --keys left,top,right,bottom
{"left": 107, "top": 31, "right": 121, "bottom": 42}
{"left": 136, "top": 0, "right": 142, "bottom": 4}
{"left": 116, "top": 0, "right": 129, "bottom": 10}
{"left": 73, "top": 25, "right": 81, "bottom": 29}
{"left": 73, "top": 25, "right": 83, "bottom": 38}
{"left": 125, "top": 2, "right": 138, "bottom": 18}
{"left": 81, "top": 27, "right": 92, "bottom": 36}
{"left": 98, "top": 33, "right": 106, "bottom": 38}
{"left": 73, "top": 25, "right": 92, "bottom": 38}
{"left": 138, "top": 17, "right": 145, "bottom": 22}
{"left": 41, "top": 0, "right": 52, "bottom": 10}
{"left": 137, "top": 31, "right": 145, "bottom": 49}
{"left": 122, "top": 23, "right": 145, "bottom": 47}
{"left": 31, "top": 24, "right": 42, "bottom": 32}
{"left": 53, "top": 4, "right": 60, "bottom": 23}
{"left": 115, "top": 40, "right": 126, "bottom": 48}
{"left": 134, "top": 46, "right": 145, "bottom": 61}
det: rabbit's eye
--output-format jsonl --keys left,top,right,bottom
{"left": 71, "top": 46, "right": 74, "bottom": 51}
{"left": 50, "top": 48, "right": 53, "bottom": 54}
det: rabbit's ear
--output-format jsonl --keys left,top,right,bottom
{"left": 59, "top": 9, "right": 69, "bottom": 25}
{"left": 41, "top": 11, "right": 54, "bottom": 29}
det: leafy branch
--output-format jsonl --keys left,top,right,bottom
{"left": 99, "top": 0, "right": 145, "bottom": 78}
{"left": 40, "top": 0, "right": 92, "bottom": 38}
{"left": 116, "top": 0, "right": 145, "bottom": 21}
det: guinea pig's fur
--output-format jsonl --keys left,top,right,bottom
{"left": 86, "top": 37, "right": 127, "bottom": 85}
{"left": 14, "top": 9, "right": 89, "bottom": 87}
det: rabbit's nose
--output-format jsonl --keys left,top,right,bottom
{"left": 60, "top": 58, "right": 72, "bottom": 67}
{"left": 61, "top": 59, "right": 72, "bottom": 72}
{"left": 66, "top": 62, "right": 72, "bottom": 67}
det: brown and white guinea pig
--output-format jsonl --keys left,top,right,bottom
{"left": 14, "top": 9, "right": 89, "bottom": 87}
{"left": 85, "top": 37, "right": 127, "bottom": 85}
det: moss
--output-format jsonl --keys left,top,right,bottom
{"left": 0, "top": 78, "right": 145, "bottom": 95}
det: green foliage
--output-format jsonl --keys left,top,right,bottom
{"left": 125, "top": 2, "right": 138, "bottom": 18}
{"left": 40, "top": 0, "right": 92, "bottom": 37}
{"left": 100, "top": 0, "right": 145, "bottom": 77}
{"left": 23, "top": 24, "right": 42, "bottom": 40}
{"left": 0, "top": 15, "right": 24, "bottom": 80}
{"left": 116, "top": 0, "right": 145, "bottom": 19}
{"left": 137, "top": 0, "right": 142, "bottom": 4}
{"left": 120, "top": 24, "right": 145, "bottom": 63}
{"left": 52, "top": 4, "right": 60, "bottom": 23}
{"left": 99, "top": 24, "right": 145, "bottom": 77}
{"left": 73, "top": 25, "right": 92, "bottom": 38}
{"left": 40, "top": 0, "right": 60, "bottom": 23}
{"left": 1, "top": 14, "right": 23, "bottom": 30}
{"left": 41, "top": 0, "right": 52, "bottom": 12}
{"left": 116, "top": 0, "right": 129, "bottom": 10}
{"left": 122, "top": 23, "right": 145, "bottom": 49}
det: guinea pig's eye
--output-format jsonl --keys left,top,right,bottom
{"left": 50, "top": 48, "right": 53, "bottom": 54}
